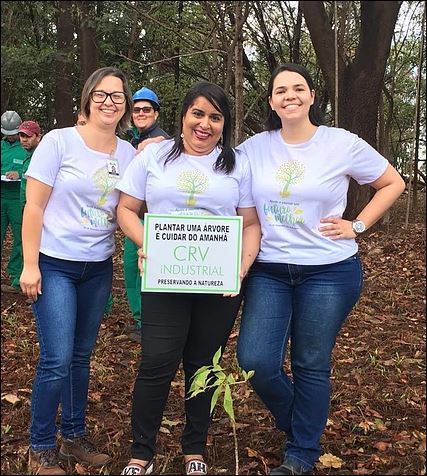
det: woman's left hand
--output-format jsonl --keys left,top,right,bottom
{"left": 222, "top": 266, "right": 247, "bottom": 298}
{"left": 319, "top": 216, "right": 356, "bottom": 240}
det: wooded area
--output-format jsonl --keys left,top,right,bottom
{"left": 1, "top": 197, "right": 425, "bottom": 475}
{"left": 1, "top": 1, "right": 425, "bottom": 217}
{"left": 1, "top": 2, "right": 426, "bottom": 475}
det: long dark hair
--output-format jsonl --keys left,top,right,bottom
{"left": 164, "top": 81, "right": 235, "bottom": 174}
{"left": 265, "top": 63, "right": 324, "bottom": 131}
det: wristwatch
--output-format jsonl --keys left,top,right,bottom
{"left": 352, "top": 219, "right": 366, "bottom": 235}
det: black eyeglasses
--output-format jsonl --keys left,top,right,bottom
{"left": 133, "top": 106, "right": 154, "bottom": 114}
{"left": 90, "top": 90, "right": 126, "bottom": 104}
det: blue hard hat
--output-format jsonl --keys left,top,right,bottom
{"left": 132, "top": 87, "right": 160, "bottom": 109}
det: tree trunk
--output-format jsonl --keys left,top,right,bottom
{"left": 78, "top": 1, "right": 100, "bottom": 85}
{"left": 301, "top": 1, "right": 401, "bottom": 219}
{"left": 234, "top": 1, "right": 244, "bottom": 146}
{"left": 55, "top": 1, "right": 74, "bottom": 128}
{"left": 411, "top": 4, "right": 425, "bottom": 215}
{"left": 292, "top": 3, "right": 303, "bottom": 63}
{"left": 171, "top": 1, "right": 184, "bottom": 128}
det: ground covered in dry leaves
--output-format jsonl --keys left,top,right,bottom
{"left": 1, "top": 196, "right": 425, "bottom": 475}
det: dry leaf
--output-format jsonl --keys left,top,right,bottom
{"left": 1, "top": 394, "right": 21, "bottom": 405}
{"left": 373, "top": 441, "right": 390, "bottom": 451}
{"left": 318, "top": 453, "right": 344, "bottom": 468}
{"left": 75, "top": 463, "right": 89, "bottom": 475}
{"left": 162, "top": 418, "right": 180, "bottom": 427}
{"left": 358, "top": 420, "right": 374, "bottom": 433}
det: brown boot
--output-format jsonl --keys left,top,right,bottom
{"left": 28, "top": 448, "right": 66, "bottom": 475}
{"left": 59, "top": 436, "right": 112, "bottom": 467}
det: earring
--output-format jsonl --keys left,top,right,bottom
{"left": 180, "top": 133, "right": 184, "bottom": 139}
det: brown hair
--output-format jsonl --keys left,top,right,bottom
{"left": 80, "top": 67, "right": 133, "bottom": 135}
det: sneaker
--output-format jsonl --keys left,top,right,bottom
{"left": 121, "top": 458, "right": 154, "bottom": 475}
{"left": 185, "top": 457, "right": 208, "bottom": 475}
{"left": 59, "top": 436, "right": 112, "bottom": 467}
{"left": 270, "top": 462, "right": 313, "bottom": 475}
{"left": 28, "top": 448, "right": 67, "bottom": 475}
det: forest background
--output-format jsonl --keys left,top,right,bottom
{"left": 1, "top": 1, "right": 426, "bottom": 475}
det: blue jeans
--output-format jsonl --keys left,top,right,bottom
{"left": 237, "top": 255, "right": 362, "bottom": 471}
{"left": 30, "top": 253, "right": 113, "bottom": 450}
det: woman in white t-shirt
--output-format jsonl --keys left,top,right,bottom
{"left": 116, "top": 81, "right": 260, "bottom": 476}
{"left": 19, "top": 67, "right": 135, "bottom": 475}
{"left": 236, "top": 63, "right": 405, "bottom": 476}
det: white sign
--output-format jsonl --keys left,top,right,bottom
{"left": 142, "top": 213, "right": 243, "bottom": 293}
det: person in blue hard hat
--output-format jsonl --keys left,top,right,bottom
{"left": 124, "top": 87, "right": 170, "bottom": 342}
{"left": 127, "top": 87, "right": 169, "bottom": 151}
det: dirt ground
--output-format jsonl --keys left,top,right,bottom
{"left": 1, "top": 195, "right": 425, "bottom": 475}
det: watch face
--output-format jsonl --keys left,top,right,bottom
{"left": 353, "top": 220, "right": 365, "bottom": 233}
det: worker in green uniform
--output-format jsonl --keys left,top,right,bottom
{"left": 1, "top": 111, "right": 26, "bottom": 293}
{"left": 18, "top": 120, "right": 42, "bottom": 206}
{"left": 124, "top": 87, "right": 169, "bottom": 342}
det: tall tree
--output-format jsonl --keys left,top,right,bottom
{"left": 301, "top": 1, "right": 401, "bottom": 218}
{"left": 78, "top": 1, "right": 100, "bottom": 84}
{"left": 55, "top": 1, "right": 74, "bottom": 127}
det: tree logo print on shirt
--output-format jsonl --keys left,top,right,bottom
{"left": 177, "top": 169, "right": 209, "bottom": 207}
{"left": 93, "top": 166, "right": 117, "bottom": 206}
{"left": 276, "top": 160, "right": 305, "bottom": 197}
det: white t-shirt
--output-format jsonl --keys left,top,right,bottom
{"left": 237, "top": 126, "right": 388, "bottom": 265}
{"left": 26, "top": 127, "right": 135, "bottom": 261}
{"left": 116, "top": 139, "right": 254, "bottom": 215}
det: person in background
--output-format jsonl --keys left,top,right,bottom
{"left": 127, "top": 86, "right": 169, "bottom": 151}
{"left": 236, "top": 63, "right": 406, "bottom": 475}
{"left": 1, "top": 110, "right": 26, "bottom": 293}
{"left": 20, "top": 67, "right": 135, "bottom": 475}
{"left": 117, "top": 81, "right": 260, "bottom": 476}
{"left": 18, "top": 120, "right": 42, "bottom": 207}
{"left": 124, "top": 86, "right": 169, "bottom": 343}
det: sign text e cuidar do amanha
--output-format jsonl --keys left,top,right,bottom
{"left": 142, "top": 213, "right": 242, "bottom": 294}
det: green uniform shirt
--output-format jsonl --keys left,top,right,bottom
{"left": 1, "top": 139, "right": 26, "bottom": 200}
{"left": 20, "top": 151, "right": 33, "bottom": 204}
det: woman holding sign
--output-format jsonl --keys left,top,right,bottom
{"left": 236, "top": 63, "right": 405, "bottom": 475}
{"left": 117, "top": 81, "right": 260, "bottom": 476}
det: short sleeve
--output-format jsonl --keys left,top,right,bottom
{"left": 25, "top": 131, "right": 64, "bottom": 187}
{"left": 348, "top": 135, "right": 389, "bottom": 185}
{"left": 236, "top": 150, "right": 255, "bottom": 208}
{"left": 115, "top": 149, "right": 149, "bottom": 201}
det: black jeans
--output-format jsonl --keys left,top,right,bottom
{"left": 131, "top": 292, "right": 242, "bottom": 460}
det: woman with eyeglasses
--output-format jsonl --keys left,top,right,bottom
{"left": 127, "top": 87, "right": 169, "bottom": 152}
{"left": 20, "top": 67, "right": 135, "bottom": 475}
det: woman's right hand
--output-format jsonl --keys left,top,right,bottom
{"left": 137, "top": 248, "right": 147, "bottom": 275}
{"left": 20, "top": 265, "right": 42, "bottom": 302}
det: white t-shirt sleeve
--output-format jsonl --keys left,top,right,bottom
{"left": 348, "top": 135, "right": 389, "bottom": 185}
{"left": 236, "top": 150, "right": 255, "bottom": 208}
{"left": 116, "top": 149, "right": 148, "bottom": 201}
{"left": 26, "top": 130, "right": 63, "bottom": 187}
